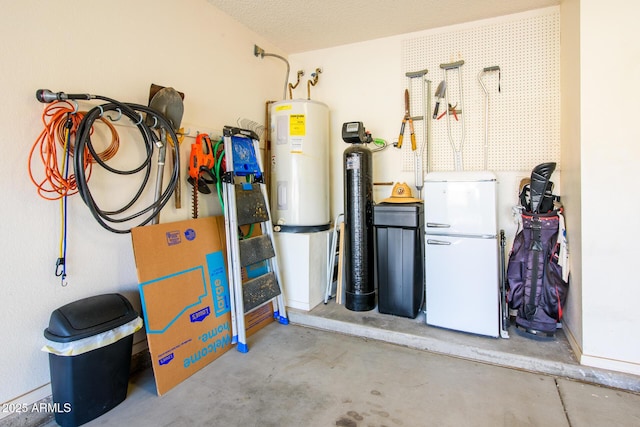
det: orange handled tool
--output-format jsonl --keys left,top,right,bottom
{"left": 189, "top": 133, "right": 215, "bottom": 219}
{"left": 397, "top": 89, "right": 417, "bottom": 150}
{"left": 189, "top": 133, "right": 214, "bottom": 179}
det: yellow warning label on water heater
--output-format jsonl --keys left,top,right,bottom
{"left": 275, "top": 105, "right": 292, "bottom": 111}
{"left": 289, "top": 114, "right": 306, "bottom": 136}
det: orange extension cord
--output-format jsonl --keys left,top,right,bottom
{"left": 28, "top": 101, "right": 120, "bottom": 200}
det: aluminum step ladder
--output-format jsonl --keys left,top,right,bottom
{"left": 221, "top": 126, "right": 288, "bottom": 353}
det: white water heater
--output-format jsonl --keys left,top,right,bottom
{"left": 270, "top": 99, "right": 330, "bottom": 232}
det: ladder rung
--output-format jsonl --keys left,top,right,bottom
{"left": 239, "top": 234, "right": 275, "bottom": 267}
{"left": 235, "top": 184, "right": 269, "bottom": 225}
{"left": 243, "top": 272, "right": 281, "bottom": 313}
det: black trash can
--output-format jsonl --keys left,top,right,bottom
{"left": 44, "top": 293, "right": 140, "bottom": 427}
{"left": 373, "top": 203, "right": 425, "bottom": 318}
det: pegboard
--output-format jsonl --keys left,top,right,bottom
{"left": 401, "top": 10, "right": 560, "bottom": 172}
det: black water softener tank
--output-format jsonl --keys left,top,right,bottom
{"left": 342, "top": 122, "right": 375, "bottom": 311}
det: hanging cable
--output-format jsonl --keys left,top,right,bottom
{"left": 35, "top": 89, "right": 180, "bottom": 234}
{"left": 55, "top": 109, "right": 120, "bottom": 162}
{"left": 74, "top": 101, "right": 179, "bottom": 233}
{"left": 30, "top": 100, "right": 124, "bottom": 284}
{"left": 29, "top": 102, "right": 85, "bottom": 200}
{"left": 29, "top": 101, "right": 120, "bottom": 200}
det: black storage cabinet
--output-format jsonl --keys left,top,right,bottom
{"left": 44, "top": 293, "right": 138, "bottom": 427}
{"left": 373, "top": 203, "right": 425, "bottom": 318}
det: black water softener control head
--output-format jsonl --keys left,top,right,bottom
{"left": 342, "top": 121, "right": 372, "bottom": 144}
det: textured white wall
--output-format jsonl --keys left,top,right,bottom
{"left": 0, "top": 0, "right": 285, "bottom": 409}
{"left": 578, "top": 0, "right": 640, "bottom": 374}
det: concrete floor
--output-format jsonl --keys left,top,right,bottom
{"left": 33, "top": 303, "right": 640, "bottom": 427}
{"left": 290, "top": 301, "right": 640, "bottom": 392}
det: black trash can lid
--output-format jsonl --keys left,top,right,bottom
{"left": 44, "top": 293, "right": 139, "bottom": 343}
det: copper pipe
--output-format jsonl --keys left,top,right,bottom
{"left": 307, "top": 68, "right": 322, "bottom": 100}
{"left": 288, "top": 70, "right": 304, "bottom": 99}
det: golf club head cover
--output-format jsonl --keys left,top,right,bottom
{"left": 539, "top": 181, "right": 555, "bottom": 213}
{"left": 529, "top": 162, "right": 556, "bottom": 213}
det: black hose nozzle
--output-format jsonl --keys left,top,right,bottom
{"left": 36, "top": 89, "right": 92, "bottom": 103}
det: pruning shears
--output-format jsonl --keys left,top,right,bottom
{"left": 396, "top": 89, "right": 417, "bottom": 150}
{"left": 437, "top": 103, "right": 459, "bottom": 121}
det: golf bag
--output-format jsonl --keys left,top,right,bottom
{"left": 507, "top": 163, "right": 569, "bottom": 337}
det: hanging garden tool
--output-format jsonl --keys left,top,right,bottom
{"left": 439, "top": 59, "right": 466, "bottom": 171}
{"left": 189, "top": 133, "right": 214, "bottom": 218}
{"left": 436, "top": 103, "right": 459, "bottom": 121}
{"left": 396, "top": 89, "right": 417, "bottom": 151}
{"left": 147, "top": 85, "right": 184, "bottom": 223}
{"left": 432, "top": 80, "right": 446, "bottom": 119}
{"left": 167, "top": 128, "right": 185, "bottom": 208}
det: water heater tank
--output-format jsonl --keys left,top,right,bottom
{"left": 270, "top": 99, "right": 330, "bottom": 232}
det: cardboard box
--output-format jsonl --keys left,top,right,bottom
{"left": 131, "top": 216, "right": 233, "bottom": 395}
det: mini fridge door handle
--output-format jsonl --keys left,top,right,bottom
{"left": 427, "top": 239, "right": 451, "bottom": 245}
{"left": 426, "top": 222, "right": 451, "bottom": 228}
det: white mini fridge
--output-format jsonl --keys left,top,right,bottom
{"left": 424, "top": 171, "right": 500, "bottom": 337}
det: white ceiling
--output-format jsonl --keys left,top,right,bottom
{"left": 207, "top": 0, "right": 559, "bottom": 54}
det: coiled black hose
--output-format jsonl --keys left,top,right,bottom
{"left": 72, "top": 95, "right": 180, "bottom": 233}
